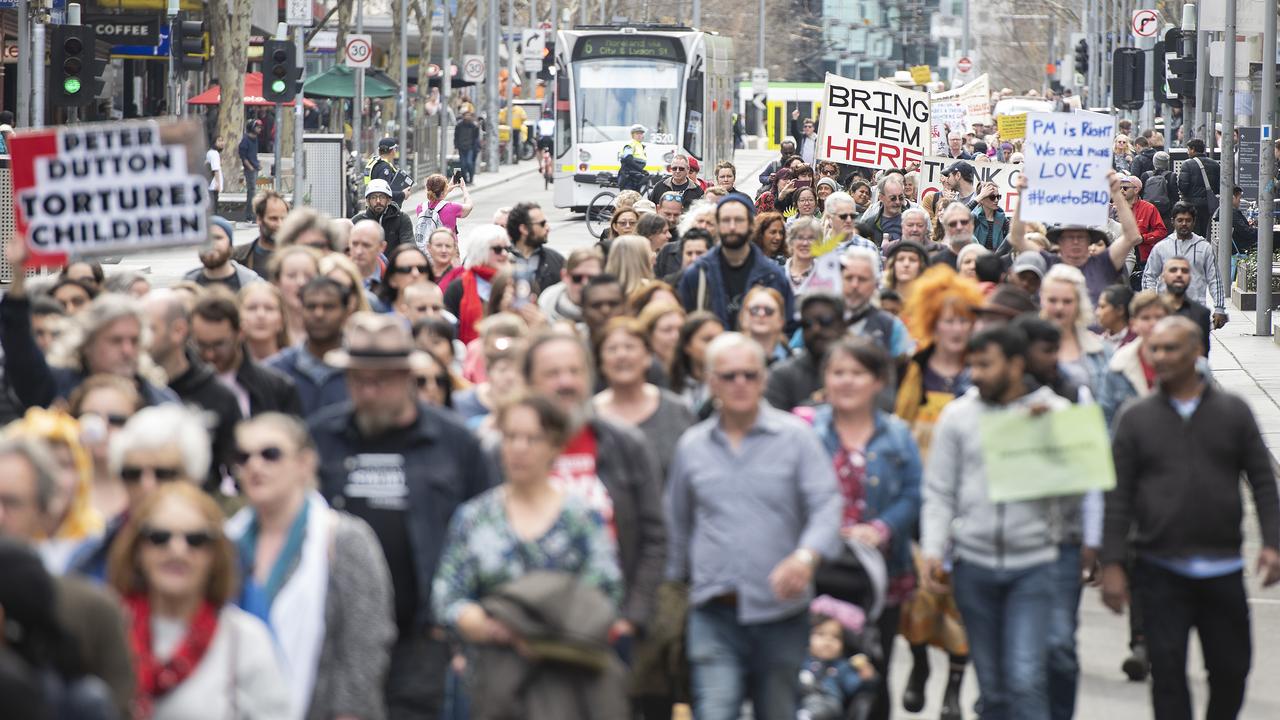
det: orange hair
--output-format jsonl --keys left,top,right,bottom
{"left": 902, "top": 265, "right": 985, "bottom": 348}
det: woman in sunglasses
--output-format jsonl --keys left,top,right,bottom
{"left": 378, "top": 244, "right": 434, "bottom": 311}
{"left": 108, "top": 483, "right": 289, "bottom": 719}
{"left": 68, "top": 374, "right": 142, "bottom": 521}
{"left": 738, "top": 287, "right": 792, "bottom": 366}
{"left": 226, "top": 413, "right": 396, "bottom": 719}
{"left": 444, "top": 225, "right": 515, "bottom": 345}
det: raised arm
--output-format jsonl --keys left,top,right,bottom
{"left": 453, "top": 179, "right": 475, "bottom": 218}
{"left": 1008, "top": 175, "right": 1034, "bottom": 254}
{"left": 1107, "top": 171, "right": 1142, "bottom": 270}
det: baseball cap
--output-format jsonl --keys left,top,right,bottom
{"left": 378, "top": 137, "right": 399, "bottom": 151}
{"left": 365, "top": 179, "right": 394, "bottom": 198}
{"left": 944, "top": 160, "right": 975, "bottom": 179}
{"left": 1010, "top": 252, "right": 1047, "bottom": 279}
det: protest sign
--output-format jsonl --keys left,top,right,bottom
{"left": 929, "top": 101, "right": 966, "bottom": 155}
{"left": 10, "top": 119, "right": 210, "bottom": 267}
{"left": 909, "top": 65, "right": 932, "bottom": 86}
{"left": 1021, "top": 111, "right": 1114, "bottom": 227}
{"left": 997, "top": 113, "right": 1027, "bottom": 140}
{"left": 917, "top": 156, "right": 1023, "bottom": 213}
{"left": 817, "top": 73, "right": 930, "bottom": 170}
{"left": 979, "top": 404, "right": 1116, "bottom": 503}
{"left": 931, "top": 73, "right": 992, "bottom": 128}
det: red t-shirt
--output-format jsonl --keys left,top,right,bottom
{"left": 549, "top": 427, "right": 616, "bottom": 539}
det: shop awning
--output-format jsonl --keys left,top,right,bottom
{"left": 302, "top": 65, "right": 401, "bottom": 99}
{"left": 187, "top": 72, "right": 317, "bottom": 108}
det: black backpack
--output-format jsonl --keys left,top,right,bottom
{"left": 1142, "top": 171, "right": 1174, "bottom": 215}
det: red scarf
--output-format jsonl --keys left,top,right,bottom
{"left": 458, "top": 265, "right": 499, "bottom": 344}
{"left": 126, "top": 594, "right": 220, "bottom": 720}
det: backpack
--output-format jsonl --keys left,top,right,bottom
{"left": 1142, "top": 171, "right": 1173, "bottom": 215}
{"left": 413, "top": 202, "right": 444, "bottom": 251}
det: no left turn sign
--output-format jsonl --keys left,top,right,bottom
{"left": 1131, "top": 9, "right": 1159, "bottom": 38}
{"left": 345, "top": 34, "right": 372, "bottom": 68}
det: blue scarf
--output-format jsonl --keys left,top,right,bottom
{"left": 235, "top": 499, "right": 310, "bottom": 623}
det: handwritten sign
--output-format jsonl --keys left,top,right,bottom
{"left": 931, "top": 73, "right": 992, "bottom": 128}
{"left": 979, "top": 404, "right": 1116, "bottom": 503}
{"left": 1021, "top": 111, "right": 1114, "bottom": 227}
{"left": 817, "top": 73, "right": 930, "bottom": 170}
{"left": 909, "top": 65, "right": 932, "bottom": 86}
{"left": 997, "top": 113, "right": 1027, "bottom": 140}
{"left": 918, "top": 156, "right": 1023, "bottom": 213}
{"left": 10, "top": 119, "right": 210, "bottom": 267}
{"left": 930, "top": 101, "right": 966, "bottom": 154}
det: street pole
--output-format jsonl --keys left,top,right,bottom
{"left": 1181, "top": 4, "right": 1196, "bottom": 145}
{"left": 487, "top": 0, "right": 500, "bottom": 174}
{"left": 397, "top": 0, "right": 408, "bottom": 162}
{"left": 16, "top": 0, "right": 29, "bottom": 127}
{"left": 506, "top": 0, "right": 515, "bottom": 165}
{"left": 353, "top": 0, "right": 365, "bottom": 166}
{"left": 692, "top": 0, "right": 700, "bottom": 27}
{"left": 961, "top": 0, "right": 969, "bottom": 65}
{"left": 32, "top": 22, "right": 44, "bottom": 127}
{"left": 1256, "top": 0, "right": 1277, "bottom": 334}
{"left": 441, "top": 0, "right": 452, "bottom": 173}
{"left": 1218, "top": 0, "right": 1236, "bottom": 304}
{"left": 294, "top": 25, "right": 306, "bottom": 208}
{"left": 579, "top": 0, "right": 586, "bottom": 26}
{"left": 1046, "top": 16, "right": 1056, "bottom": 97}
{"left": 1194, "top": 17, "right": 1209, "bottom": 142}
{"left": 273, "top": 23, "right": 285, "bottom": 192}
{"left": 757, "top": 0, "right": 764, "bottom": 68}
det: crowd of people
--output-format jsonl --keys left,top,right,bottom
{"left": 0, "top": 114, "right": 1277, "bottom": 720}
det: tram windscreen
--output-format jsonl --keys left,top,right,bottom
{"left": 574, "top": 61, "right": 683, "bottom": 145}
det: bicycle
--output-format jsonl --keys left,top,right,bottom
{"left": 538, "top": 139, "right": 554, "bottom": 190}
{"left": 583, "top": 171, "right": 662, "bottom": 239}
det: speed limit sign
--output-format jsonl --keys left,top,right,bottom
{"left": 345, "top": 34, "right": 372, "bottom": 68}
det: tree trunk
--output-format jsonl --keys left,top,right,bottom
{"left": 412, "top": 0, "right": 438, "bottom": 172}
{"left": 384, "top": 0, "right": 403, "bottom": 127}
{"left": 333, "top": 0, "right": 354, "bottom": 132}
{"left": 210, "top": 0, "right": 254, "bottom": 194}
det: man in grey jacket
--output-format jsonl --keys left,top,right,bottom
{"left": 1141, "top": 201, "right": 1228, "bottom": 329}
{"left": 920, "top": 324, "right": 1075, "bottom": 720}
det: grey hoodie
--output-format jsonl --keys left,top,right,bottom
{"left": 921, "top": 385, "right": 1076, "bottom": 570}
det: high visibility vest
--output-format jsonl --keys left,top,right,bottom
{"left": 364, "top": 155, "right": 397, "bottom": 185}
{"left": 619, "top": 139, "right": 647, "bottom": 163}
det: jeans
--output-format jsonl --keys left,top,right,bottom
{"left": 458, "top": 148, "right": 477, "bottom": 183}
{"left": 952, "top": 559, "right": 1055, "bottom": 720}
{"left": 386, "top": 632, "right": 448, "bottom": 720}
{"left": 1047, "top": 544, "right": 1083, "bottom": 720}
{"left": 687, "top": 603, "right": 808, "bottom": 720}
{"left": 243, "top": 170, "right": 258, "bottom": 220}
{"left": 1134, "top": 560, "right": 1251, "bottom": 720}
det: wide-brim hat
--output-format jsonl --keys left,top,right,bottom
{"left": 976, "top": 283, "right": 1038, "bottom": 319}
{"left": 325, "top": 312, "right": 433, "bottom": 371}
{"left": 1046, "top": 224, "right": 1109, "bottom": 246}
{"left": 885, "top": 240, "right": 930, "bottom": 265}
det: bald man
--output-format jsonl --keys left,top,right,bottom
{"left": 396, "top": 282, "right": 447, "bottom": 325}
{"left": 1103, "top": 315, "right": 1280, "bottom": 720}
{"left": 347, "top": 219, "right": 387, "bottom": 290}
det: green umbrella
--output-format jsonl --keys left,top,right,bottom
{"left": 302, "top": 65, "right": 401, "bottom": 99}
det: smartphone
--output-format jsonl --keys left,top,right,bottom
{"left": 794, "top": 178, "right": 811, "bottom": 188}
{"left": 513, "top": 269, "right": 534, "bottom": 309}
{"left": 451, "top": 170, "right": 463, "bottom": 184}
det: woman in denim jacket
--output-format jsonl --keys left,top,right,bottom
{"left": 798, "top": 337, "right": 922, "bottom": 720}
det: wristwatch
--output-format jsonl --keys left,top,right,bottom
{"left": 794, "top": 548, "right": 818, "bottom": 568}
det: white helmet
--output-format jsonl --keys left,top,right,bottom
{"left": 629, "top": 124, "right": 647, "bottom": 135}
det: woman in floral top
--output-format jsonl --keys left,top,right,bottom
{"left": 433, "top": 393, "right": 623, "bottom": 640}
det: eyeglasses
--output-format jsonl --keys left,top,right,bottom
{"left": 141, "top": 527, "right": 215, "bottom": 550}
{"left": 391, "top": 264, "right": 429, "bottom": 275}
{"left": 120, "top": 465, "right": 183, "bottom": 483}
{"left": 746, "top": 305, "right": 778, "bottom": 318}
{"left": 884, "top": 194, "right": 905, "bottom": 202}
{"left": 491, "top": 245, "right": 512, "bottom": 255}
{"left": 79, "top": 412, "right": 129, "bottom": 428}
{"left": 416, "top": 374, "right": 450, "bottom": 389}
{"left": 819, "top": 167, "right": 839, "bottom": 176}
{"left": 233, "top": 446, "right": 284, "bottom": 465}
{"left": 801, "top": 315, "right": 841, "bottom": 329}
{"left": 615, "top": 218, "right": 637, "bottom": 228}
{"left": 714, "top": 369, "right": 762, "bottom": 383}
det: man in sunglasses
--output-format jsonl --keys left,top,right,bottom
{"left": 312, "top": 312, "right": 494, "bottom": 720}
{"left": 352, "top": 179, "right": 414, "bottom": 251}
{"left": 648, "top": 153, "right": 704, "bottom": 208}
{"left": 930, "top": 202, "right": 980, "bottom": 269}
{"left": 144, "top": 290, "right": 244, "bottom": 487}
{"left": 765, "top": 293, "right": 846, "bottom": 410}
{"left": 190, "top": 293, "right": 302, "bottom": 418}
{"left": 506, "top": 201, "right": 564, "bottom": 294}
{"left": 539, "top": 247, "right": 604, "bottom": 323}
{"left": 855, "top": 175, "right": 910, "bottom": 247}
{"left": 668, "top": 331, "right": 841, "bottom": 720}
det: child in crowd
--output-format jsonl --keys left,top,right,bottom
{"left": 798, "top": 598, "right": 878, "bottom": 720}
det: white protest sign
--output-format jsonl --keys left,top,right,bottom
{"left": 11, "top": 119, "right": 210, "bottom": 262}
{"left": 817, "top": 73, "right": 930, "bottom": 170}
{"left": 930, "top": 101, "right": 965, "bottom": 154}
{"left": 918, "top": 156, "right": 1023, "bottom": 213}
{"left": 931, "top": 73, "right": 992, "bottom": 128}
{"left": 1021, "top": 111, "right": 1114, "bottom": 227}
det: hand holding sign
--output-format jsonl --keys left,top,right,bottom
{"left": 1020, "top": 111, "right": 1115, "bottom": 227}
{"left": 817, "top": 73, "right": 930, "bottom": 170}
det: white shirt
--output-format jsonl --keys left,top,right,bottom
{"left": 207, "top": 148, "right": 223, "bottom": 192}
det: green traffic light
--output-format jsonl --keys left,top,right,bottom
{"left": 64, "top": 77, "right": 82, "bottom": 94}
{"left": 271, "top": 79, "right": 286, "bottom": 93}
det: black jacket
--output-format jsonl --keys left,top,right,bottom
{"left": 512, "top": 245, "right": 567, "bottom": 295}
{"left": 765, "top": 351, "right": 822, "bottom": 411}
{"left": 235, "top": 350, "right": 303, "bottom": 416}
{"left": 1177, "top": 155, "right": 1220, "bottom": 207}
{"left": 311, "top": 402, "right": 497, "bottom": 629}
{"left": 654, "top": 238, "right": 684, "bottom": 280}
{"left": 454, "top": 120, "right": 481, "bottom": 151}
{"left": 167, "top": 348, "right": 244, "bottom": 484}
{"left": 229, "top": 237, "right": 274, "bottom": 279}
{"left": 1105, "top": 382, "right": 1279, "bottom": 565}
{"left": 352, "top": 202, "right": 415, "bottom": 251}
{"left": 647, "top": 178, "right": 704, "bottom": 208}
{"left": 1130, "top": 147, "right": 1158, "bottom": 179}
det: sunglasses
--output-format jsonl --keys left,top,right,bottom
{"left": 746, "top": 305, "right": 778, "bottom": 318}
{"left": 945, "top": 219, "right": 973, "bottom": 228}
{"left": 141, "top": 527, "right": 215, "bottom": 550}
{"left": 391, "top": 264, "right": 429, "bottom": 275}
{"left": 884, "top": 194, "right": 905, "bottom": 202}
{"left": 801, "top": 315, "right": 841, "bottom": 329}
{"left": 669, "top": 166, "right": 689, "bottom": 172}
{"left": 834, "top": 213, "right": 857, "bottom": 221}
{"left": 120, "top": 465, "right": 183, "bottom": 483}
{"left": 528, "top": 219, "right": 549, "bottom": 228}
{"left": 715, "top": 369, "right": 761, "bottom": 383}
{"left": 233, "top": 446, "right": 284, "bottom": 465}
{"left": 570, "top": 273, "right": 593, "bottom": 284}
{"left": 79, "top": 412, "right": 129, "bottom": 428}
{"left": 491, "top": 245, "right": 512, "bottom": 255}
{"left": 661, "top": 192, "right": 684, "bottom": 202}
{"left": 416, "top": 374, "right": 450, "bottom": 389}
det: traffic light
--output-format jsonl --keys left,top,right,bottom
{"left": 48, "top": 24, "right": 96, "bottom": 108}
{"left": 262, "top": 39, "right": 299, "bottom": 104}
{"left": 1074, "top": 39, "right": 1089, "bottom": 77}
{"left": 538, "top": 40, "right": 555, "bottom": 81}
{"left": 171, "top": 12, "right": 207, "bottom": 72}
{"left": 1164, "top": 28, "right": 1196, "bottom": 98}
{"left": 1112, "top": 47, "right": 1145, "bottom": 110}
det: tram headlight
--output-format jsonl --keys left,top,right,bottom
{"left": 578, "top": 149, "right": 592, "bottom": 163}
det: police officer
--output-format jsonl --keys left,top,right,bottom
{"left": 366, "top": 137, "right": 412, "bottom": 205}
{"left": 618, "top": 124, "right": 649, "bottom": 192}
